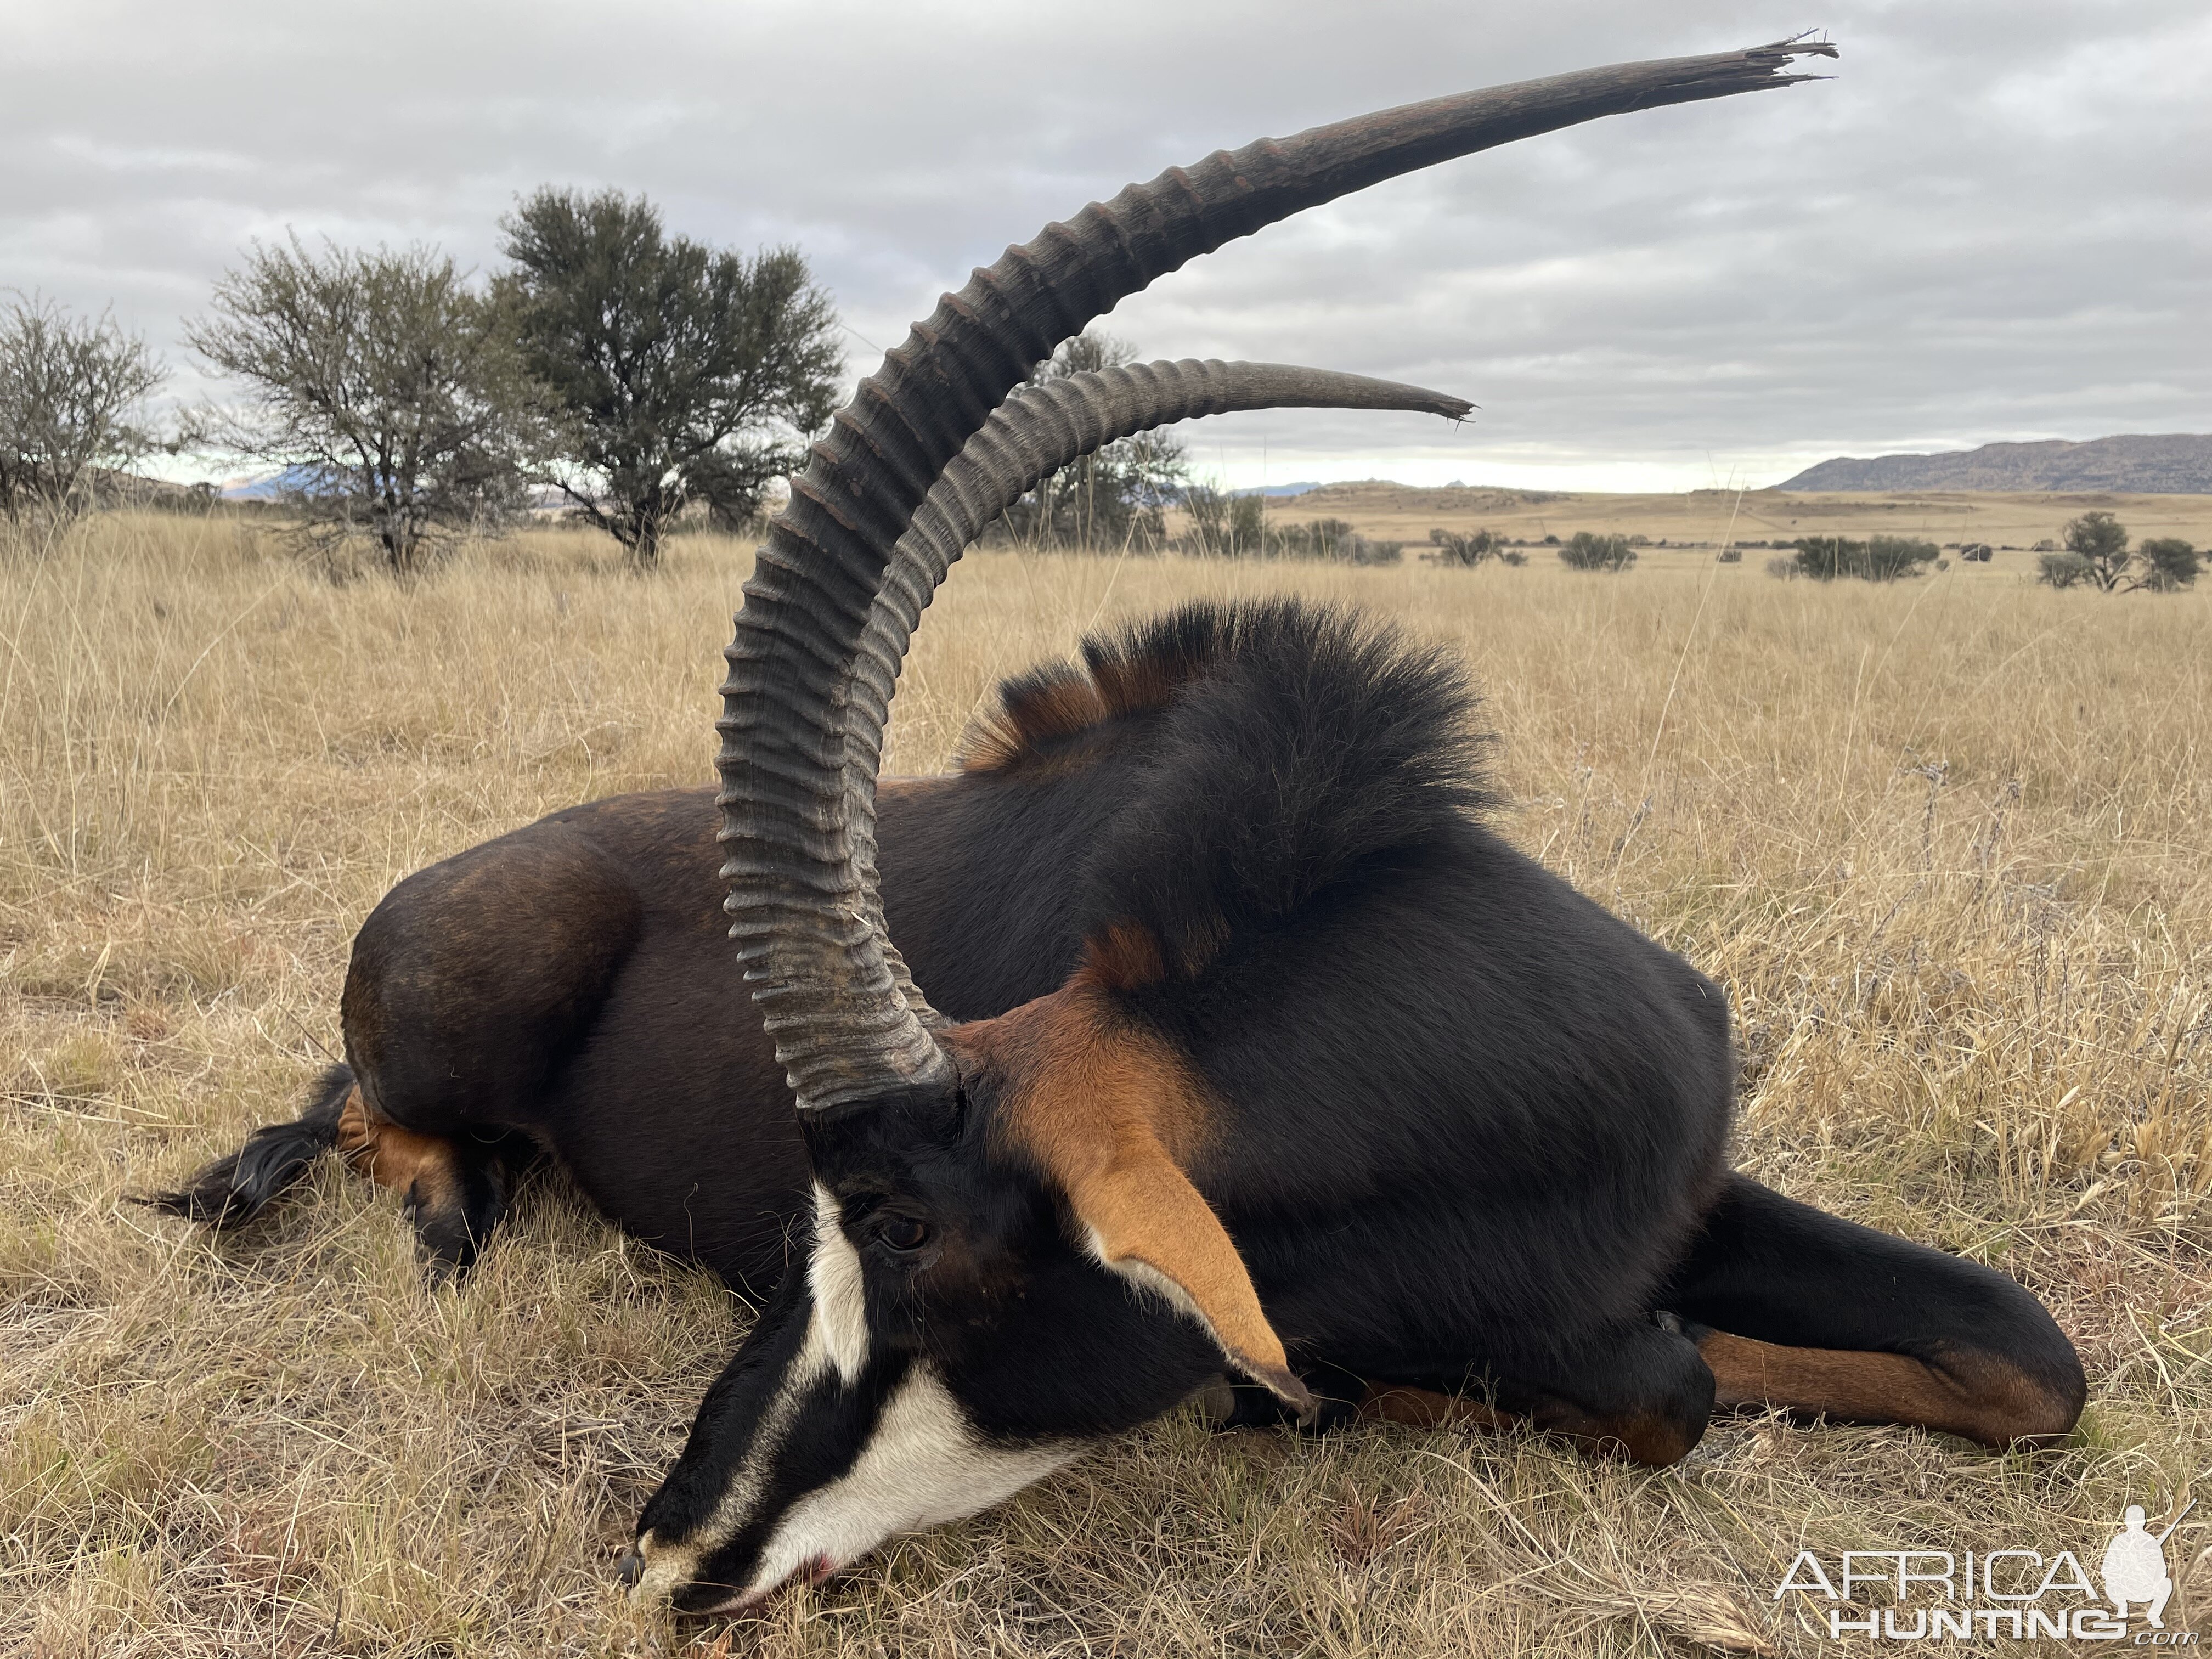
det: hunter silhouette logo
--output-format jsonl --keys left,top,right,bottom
{"left": 2104, "top": 1500, "right": 2192, "bottom": 1629}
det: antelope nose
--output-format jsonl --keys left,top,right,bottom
{"left": 616, "top": 1547, "right": 645, "bottom": 1588}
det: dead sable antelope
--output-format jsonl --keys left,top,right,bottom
{"left": 155, "top": 40, "right": 2085, "bottom": 1617}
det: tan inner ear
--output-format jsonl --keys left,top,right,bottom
{"left": 946, "top": 984, "right": 1313, "bottom": 1415}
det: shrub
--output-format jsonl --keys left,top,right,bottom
{"left": 1765, "top": 556, "right": 1802, "bottom": 580}
{"left": 2038, "top": 551, "right": 2094, "bottom": 589}
{"left": 1183, "top": 484, "right": 1265, "bottom": 556}
{"left": 1558, "top": 531, "right": 1635, "bottom": 572}
{"left": 1716, "top": 546, "right": 1742, "bottom": 563}
{"left": 1786, "top": 536, "right": 1858, "bottom": 579}
{"left": 1864, "top": 535, "right": 1940, "bottom": 579}
{"left": 2136, "top": 537, "right": 2202, "bottom": 591}
{"left": 1779, "top": 534, "right": 1937, "bottom": 581}
{"left": 1429, "top": 526, "right": 1498, "bottom": 566}
{"left": 1271, "top": 517, "right": 1362, "bottom": 561}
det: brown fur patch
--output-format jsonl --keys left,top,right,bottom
{"left": 1076, "top": 921, "right": 1170, "bottom": 990}
{"left": 946, "top": 985, "right": 1309, "bottom": 1412}
{"left": 1075, "top": 911, "right": 1232, "bottom": 990}
{"left": 956, "top": 670, "right": 1111, "bottom": 773}
{"left": 1699, "top": 1331, "right": 2077, "bottom": 1449}
{"left": 1088, "top": 643, "right": 1203, "bottom": 721}
{"left": 954, "top": 633, "right": 1216, "bottom": 776}
{"left": 1355, "top": 1383, "right": 1696, "bottom": 1466}
{"left": 1358, "top": 1383, "right": 1514, "bottom": 1433}
{"left": 335, "top": 1089, "right": 461, "bottom": 1223}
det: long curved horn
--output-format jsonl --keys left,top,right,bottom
{"left": 851, "top": 359, "right": 1475, "bottom": 1029}
{"left": 718, "top": 40, "right": 1837, "bottom": 1111}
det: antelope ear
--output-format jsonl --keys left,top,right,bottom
{"left": 1058, "top": 1130, "right": 1314, "bottom": 1417}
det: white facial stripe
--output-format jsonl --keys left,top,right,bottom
{"left": 632, "top": 1308, "right": 834, "bottom": 1605}
{"left": 744, "top": 1361, "right": 1079, "bottom": 1598}
{"left": 809, "top": 1183, "right": 871, "bottom": 1384}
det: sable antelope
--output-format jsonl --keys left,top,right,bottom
{"left": 156, "top": 41, "right": 2085, "bottom": 1619}
{"left": 146, "top": 355, "right": 1473, "bottom": 1271}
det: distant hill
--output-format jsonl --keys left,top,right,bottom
{"left": 1227, "top": 480, "right": 1324, "bottom": 499}
{"left": 1781, "top": 435, "right": 2212, "bottom": 494}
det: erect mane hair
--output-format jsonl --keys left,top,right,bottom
{"left": 960, "top": 598, "right": 1494, "bottom": 988}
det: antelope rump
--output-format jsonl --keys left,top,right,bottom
{"left": 151, "top": 38, "right": 2085, "bottom": 1618}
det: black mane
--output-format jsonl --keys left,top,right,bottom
{"left": 963, "top": 599, "right": 1494, "bottom": 986}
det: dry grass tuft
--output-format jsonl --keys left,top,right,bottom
{"left": 4, "top": 511, "right": 2209, "bottom": 1654}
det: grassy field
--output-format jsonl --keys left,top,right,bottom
{"left": 4, "top": 509, "right": 2210, "bottom": 1656}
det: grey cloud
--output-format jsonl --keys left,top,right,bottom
{"left": 5, "top": 0, "right": 2204, "bottom": 488}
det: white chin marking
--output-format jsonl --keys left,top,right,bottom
{"left": 633, "top": 1313, "right": 836, "bottom": 1605}
{"left": 809, "top": 1183, "right": 871, "bottom": 1384}
{"left": 744, "top": 1362, "right": 1078, "bottom": 1600}
{"left": 630, "top": 1536, "right": 701, "bottom": 1605}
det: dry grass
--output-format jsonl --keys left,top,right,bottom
{"left": 4, "top": 510, "right": 2209, "bottom": 1656}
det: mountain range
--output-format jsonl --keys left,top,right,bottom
{"left": 1780, "top": 434, "right": 2212, "bottom": 493}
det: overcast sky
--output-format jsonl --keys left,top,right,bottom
{"left": 6, "top": 1, "right": 2205, "bottom": 491}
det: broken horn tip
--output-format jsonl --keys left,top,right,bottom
{"left": 1762, "top": 31, "right": 1840, "bottom": 58}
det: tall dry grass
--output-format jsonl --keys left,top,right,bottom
{"left": 3, "top": 511, "right": 2209, "bottom": 1656}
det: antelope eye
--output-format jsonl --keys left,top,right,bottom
{"left": 875, "top": 1214, "right": 930, "bottom": 1254}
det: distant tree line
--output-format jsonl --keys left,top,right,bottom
{"left": 17, "top": 267, "right": 2207, "bottom": 596}
{"left": 3, "top": 190, "right": 848, "bottom": 576}
{"left": 1175, "top": 488, "right": 1403, "bottom": 564}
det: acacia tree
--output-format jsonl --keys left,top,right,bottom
{"left": 993, "top": 332, "right": 1187, "bottom": 549}
{"left": 498, "top": 189, "right": 844, "bottom": 565}
{"left": 2036, "top": 513, "right": 2197, "bottom": 592}
{"left": 2059, "top": 510, "right": 2131, "bottom": 590}
{"left": 0, "top": 293, "right": 166, "bottom": 524}
{"left": 190, "top": 238, "right": 545, "bottom": 575}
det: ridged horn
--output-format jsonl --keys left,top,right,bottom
{"left": 717, "top": 39, "right": 1837, "bottom": 1111}
{"left": 851, "top": 359, "right": 1474, "bottom": 1028}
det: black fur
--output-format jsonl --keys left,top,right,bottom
{"left": 1072, "top": 600, "right": 1494, "bottom": 977}
{"left": 139, "top": 1063, "right": 355, "bottom": 1226}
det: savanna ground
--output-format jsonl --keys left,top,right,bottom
{"left": 3, "top": 505, "right": 2209, "bottom": 1657}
